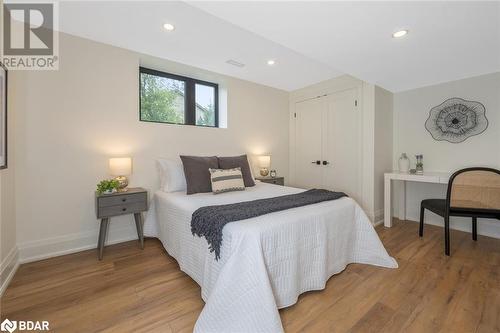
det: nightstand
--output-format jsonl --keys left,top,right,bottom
{"left": 95, "top": 187, "right": 148, "bottom": 260}
{"left": 255, "top": 177, "right": 284, "bottom": 186}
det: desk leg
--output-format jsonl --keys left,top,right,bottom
{"left": 98, "top": 218, "right": 109, "bottom": 260}
{"left": 384, "top": 176, "right": 392, "bottom": 227}
{"left": 397, "top": 181, "right": 406, "bottom": 221}
{"left": 134, "top": 213, "right": 144, "bottom": 250}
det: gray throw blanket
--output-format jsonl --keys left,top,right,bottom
{"left": 191, "top": 189, "right": 347, "bottom": 260}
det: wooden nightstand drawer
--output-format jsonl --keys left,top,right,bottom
{"left": 98, "top": 201, "right": 147, "bottom": 218}
{"left": 98, "top": 192, "right": 147, "bottom": 208}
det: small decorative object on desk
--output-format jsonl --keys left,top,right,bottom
{"left": 96, "top": 179, "right": 119, "bottom": 195}
{"left": 270, "top": 169, "right": 277, "bottom": 178}
{"left": 398, "top": 153, "right": 410, "bottom": 173}
{"left": 415, "top": 154, "right": 424, "bottom": 174}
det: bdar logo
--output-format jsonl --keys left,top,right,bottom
{"left": 0, "top": 319, "right": 49, "bottom": 332}
{"left": 0, "top": 319, "right": 17, "bottom": 333}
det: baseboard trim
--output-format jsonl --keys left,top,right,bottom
{"left": 371, "top": 209, "right": 384, "bottom": 227}
{"left": 18, "top": 224, "right": 139, "bottom": 264}
{"left": 0, "top": 246, "right": 19, "bottom": 296}
{"left": 405, "top": 213, "right": 500, "bottom": 240}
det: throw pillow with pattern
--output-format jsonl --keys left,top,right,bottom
{"left": 209, "top": 167, "right": 246, "bottom": 194}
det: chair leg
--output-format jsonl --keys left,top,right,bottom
{"left": 472, "top": 217, "right": 477, "bottom": 241}
{"left": 419, "top": 205, "right": 425, "bottom": 237}
{"left": 444, "top": 215, "right": 450, "bottom": 256}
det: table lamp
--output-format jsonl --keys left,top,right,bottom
{"left": 109, "top": 157, "right": 132, "bottom": 191}
{"left": 258, "top": 155, "right": 271, "bottom": 177}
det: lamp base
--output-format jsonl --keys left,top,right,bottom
{"left": 260, "top": 168, "right": 269, "bottom": 177}
{"left": 114, "top": 176, "right": 129, "bottom": 192}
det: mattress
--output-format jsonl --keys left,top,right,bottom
{"left": 144, "top": 182, "right": 397, "bottom": 332}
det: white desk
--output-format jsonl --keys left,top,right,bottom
{"left": 384, "top": 171, "right": 450, "bottom": 227}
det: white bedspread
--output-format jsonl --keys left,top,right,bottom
{"left": 144, "top": 182, "right": 397, "bottom": 333}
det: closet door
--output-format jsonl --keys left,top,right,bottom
{"left": 294, "top": 97, "right": 324, "bottom": 189}
{"left": 323, "top": 88, "right": 360, "bottom": 200}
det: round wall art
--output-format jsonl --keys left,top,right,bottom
{"left": 425, "top": 97, "right": 488, "bottom": 143}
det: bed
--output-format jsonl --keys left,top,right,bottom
{"left": 143, "top": 181, "right": 397, "bottom": 332}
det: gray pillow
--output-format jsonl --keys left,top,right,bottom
{"left": 180, "top": 155, "right": 219, "bottom": 194}
{"left": 217, "top": 155, "right": 256, "bottom": 187}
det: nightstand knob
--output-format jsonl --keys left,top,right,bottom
{"left": 122, "top": 198, "right": 127, "bottom": 202}
{"left": 122, "top": 208, "right": 127, "bottom": 212}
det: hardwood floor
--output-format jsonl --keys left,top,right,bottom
{"left": 2, "top": 219, "right": 500, "bottom": 332}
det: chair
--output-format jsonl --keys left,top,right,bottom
{"left": 419, "top": 167, "right": 500, "bottom": 256}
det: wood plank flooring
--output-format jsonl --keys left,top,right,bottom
{"left": 2, "top": 219, "right": 500, "bottom": 332}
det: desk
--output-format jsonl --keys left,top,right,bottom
{"left": 384, "top": 171, "right": 450, "bottom": 227}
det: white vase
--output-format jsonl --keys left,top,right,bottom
{"left": 398, "top": 153, "right": 410, "bottom": 173}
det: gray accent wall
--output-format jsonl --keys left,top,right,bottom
{"left": 393, "top": 72, "right": 500, "bottom": 238}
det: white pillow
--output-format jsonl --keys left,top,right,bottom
{"left": 247, "top": 155, "right": 256, "bottom": 181}
{"left": 157, "top": 158, "right": 187, "bottom": 192}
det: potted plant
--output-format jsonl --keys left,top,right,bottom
{"left": 96, "top": 179, "right": 119, "bottom": 195}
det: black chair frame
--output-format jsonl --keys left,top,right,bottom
{"left": 419, "top": 167, "right": 500, "bottom": 256}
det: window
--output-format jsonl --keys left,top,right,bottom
{"left": 139, "top": 67, "right": 218, "bottom": 127}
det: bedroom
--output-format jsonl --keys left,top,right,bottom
{"left": 0, "top": 1, "right": 499, "bottom": 332}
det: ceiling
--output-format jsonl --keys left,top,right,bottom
{"left": 59, "top": 1, "right": 500, "bottom": 92}
{"left": 58, "top": 1, "right": 341, "bottom": 91}
{"left": 191, "top": 1, "right": 500, "bottom": 92}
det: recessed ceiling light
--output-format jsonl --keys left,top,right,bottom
{"left": 163, "top": 23, "right": 175, "bottom": 31}
{"left": 392, "top": 30, "right": 408, "bottom": 38}
{"left": 267, "top": 59, "right": 276, "bottom": 66}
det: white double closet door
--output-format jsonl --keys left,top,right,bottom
{"left": 294, "top": 88, "right": 361, "bottom": 201}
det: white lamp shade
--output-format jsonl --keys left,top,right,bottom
{"left": 258, "top": 155, "right": 271, "bottom": 168}
{"left": 109, "top": 157, "right": 132, "bottom": 176}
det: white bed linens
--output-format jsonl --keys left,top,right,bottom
{"left": 144, "top": 182, "right": 398, "bottom": 333}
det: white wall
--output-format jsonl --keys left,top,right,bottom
{"left": 0, "top": 0, "right": 19, "bottom": 292}
{"left": 361, "top": 83, "right": 376, "bottom": 219}
{"left": 373, "top": 86, "right": 393, "bottom": 222}
{"left": 0, "top": 67, "right": 19, "bottom": 295}
{"left": 393, "top": 72, "right": 500, "bottom": 238}
{"left": 12, "top": 32, "right": 290, "bottom": 262}
{"left": 0, "top": 145, "right": 17, "bottom": 296}
{"left": 361, "top": 83, "right": 394, "bottom": 224}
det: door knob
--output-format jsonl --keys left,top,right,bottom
{"left": 311, "top": 160, "right": 321, "bottom": 165}
{"left": 322, "top": 161, "right": 329, "bottom": 165}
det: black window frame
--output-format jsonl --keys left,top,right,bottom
{"left": 139, "top": 67, "right": 219, "bottom": 128}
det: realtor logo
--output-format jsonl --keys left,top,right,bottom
{"left": 3, "top": 3, "right": 54, "bottom": 55}
{"left": 1, "top": 1, "right": 59, "bottom": 70}
{"left": 0, "top": 319, "right": 17, "bottom": 333}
